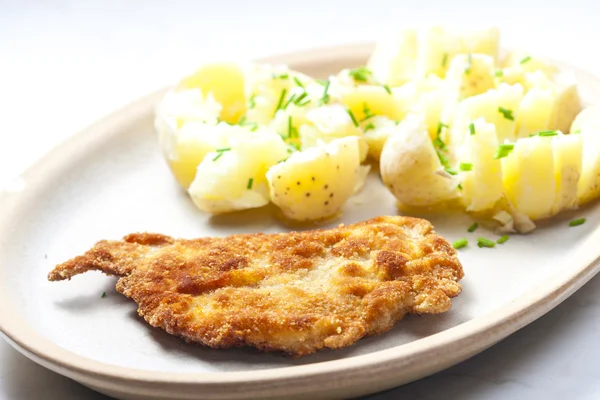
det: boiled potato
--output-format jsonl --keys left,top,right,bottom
{"left": 460, "top": 27, "right": 500, "bottom": 60}
{"left": 445, "top": 53, "right": 495, "bottom": 99}
{"left": 574, "top": 106, "right": 600, "bottom": 204}
{"left": 300, "top": 104, "right": 367, "bottom": 160}
{"left": 245, "top": 64, "right": 315, "bottom": 125}
{"left": 447, "top": 83, "right": 523, "bottom": 148}
{"left": 154, "top": 89, "right": 222, "bottom": 188}
{"left": 367, "top": 29, "right": 418, "bottom": 86}
{"left": 396, "top": 75, "right": 446, "bottom": 138}
{"left": 380, "top": 114, "right": 458, "bottom": 206}
{"left": 339, "top": 84, "right": 408, "bottom": 122}
{"left": 571, "top": 105, "right": 600, "bottom": 133}
{"left": 416, "top": 27, "right": 462, "bottom": 78}
{"left": 502, "top": 135, "right": 555, "bottom": 220}
{"left": 552, "top": 133, "right": 582, "bottom": 213}
{"left": 457, "top": 118, "right": 503, "bottom": 212}
{"left": 178, "top": 63, "right": 246, "bottom": 123}
{"left": 362, "top": 116, "right": 397, "bottom": 160}
{"left": 548, "top": 72, "right": 582, "bottom": 133}
{"left": 188, "top": 126, "right": 288, "bottom": 213}
{"left": 266, "top": 137, "right": 361, "bottom": 221}
{"left": 515, "top": 88, "right": 555, "bottom": 138}
{"left": 502, "top": 51, "right": 558, "bottom": 76}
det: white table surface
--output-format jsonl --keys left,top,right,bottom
{"left": 2, "top": 1, "right": 600, "bottom": 399}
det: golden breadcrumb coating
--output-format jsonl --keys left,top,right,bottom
{"left": 48, "top": 216, "right": 464, "bottom": 356}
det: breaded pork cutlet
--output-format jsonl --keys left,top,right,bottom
{"left": 48, "top": 216, "right": 464, "bottom": 356}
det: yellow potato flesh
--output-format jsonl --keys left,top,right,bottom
{"left": 552, "top": 134, "right": 582, "bottom": 214}
{"left": 502, "top": 136, "right": 555, "bottom": 220}
{"left": 178, "top": 63, "right": 246, "bottom": 123}
{"left": 340, "top": 85, "right": 407, "bottom": 121}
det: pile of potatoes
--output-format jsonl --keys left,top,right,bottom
{"left": 155, "top": 27, "right": 599, "bottom": 229}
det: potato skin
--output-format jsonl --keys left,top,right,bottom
{"left": 380, "top": 115, "right": 457, "bottom": 207}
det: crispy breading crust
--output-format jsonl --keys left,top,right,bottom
{"left": 48, "top": 216, "right": 464, "bottom": 356}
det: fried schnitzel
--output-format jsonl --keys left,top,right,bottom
{"left": 48, "top": 216, "right": 464, "bottom": 356}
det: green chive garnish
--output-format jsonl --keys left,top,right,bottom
{"left": 365, "top": 122, "right": 375, "bottom": 132}
{"left": 467, "top": 222, "right": 479, "bottom": 233}
{"left": 247, "top": 178, "right": 254, "bottom": 189}
{"left": 465, "top": 53, "right": 472, "bottom": 74}
{"left": 437, "top": 122, "right": 448, "bottom": 135}
{"left": 494, "top": 70, "right": 503, "bottom": 77}
{"left": 445, "top": 167, "right": 458, "bottom": 176}
{"left": 288, "top": 115, "right": 293, "bottom": 138}
{"left": 347, "top": 109, "right": 359, "bottom": 127}
{"left": 293, "top": 76, "right": 304, "bottom": 88}
{"left": 569, "top": 218, "right": 586, "bottom": 227}
{"left": 249, "top": 94, "right": 256, "bottom": 109}
{"left": 457, "top": 183, "right": 463, "bottom": 190}
{"left": 460, "top": 163, "right": 473, "bottom": 171}
{"left": 572, "top": 129, "right": 581, "bottom": 134}
{"left": 274, "top": 89, "right": 287, "bottom": 115}
{"left": 320, "top": 80, "right": 330, "bottom": 105}
{"left": 469, "top": 122, "right": 475, "bottom": 135}
{"left": 494, "top": 143, "right": 515, "bottom": 159}
{"left": 293, "top": 92, "right": 308, "bottom": 105}
{"left": 383, "top": 84, "right": 392, "bottom": 95}
{"left": 520, "top": 56, "right": 532, "bottom": 65}
{"left": 477, "top": 237, "right": 496, "bottom": 248}
{"left": 498, "top": 106, "right": 514, "bottom": 121}
{"left": 497, "top": 235, "right": 509, "bottom": 244}
{"left": 453, "top": 238, "right": 468, "bottom": 249}
{"left": 538, "top": 130, "right": 558, "bottom": 137}
{"left": 442, "top": 53, "right": 448, "bottom": 68}
{"left": 348, "top": 66, "right": 372, "bottom": 82}
{"left": 101, "top": 292, "right": 107, "bottom": 298}
{"left": 277, "top": 73, "right": 289, "bottom": 79}
{"left": 212, "top": 147, "right": 231, "bottom": 161}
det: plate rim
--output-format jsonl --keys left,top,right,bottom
{"left": 2, "top": 42, "right": 600, "bottom": 397}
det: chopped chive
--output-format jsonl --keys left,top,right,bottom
{"left": 572, "top": 129, "right": 581, "bottom": 134}
{"left": 520, "top": 56, "right": 532, "bottom": 65}
{"left": 274, "top": 89, "right": 287, "bottom": 115}
{"left": 316, "top": 79, "right": 327, "bottom": 85}
{"left": 247, "top": 178, "right": 254, "bottom": 189}
{"left": 212, "top": 147, "right": 231, "bottom": 161}
{"left": 469, "top": 122, "right": 475, "bottom": 135}
{"left": 467, "top": 222, "right": 479, "bottom": 232}
{"left": 383, "top": 84, "right": 392, "bottom": 95}
{"left": 319, "top": 80, "right": 330, "bottom": 105}
{"left": 497, "top": 235, "right": 509, "bottom": 244}
{"left": 287, "top": 142, "right": 300, "bottom": 152}
{"left": 538, "top": 130, "right": 558, "bottom": 137}
{"left": 364, "top": 122, "right": 375, "bottom": 132}
{"left": 277, "top": 73, "right": 289, "bottom": 79}
{"left": 460, "top": 163, "right": 473, "bottom": 171}
{"left": 477, "top": 237, "right": 496, "bottom": 248}
{"left": 293, "top": 76, "right": 304, "bottom": 88}
{"left": 445, "top": 167, "right": 458, "bottom": 176}
{"left": 569, "top": 218, "right": 586, "bottom": 227}
{"left": 347, "top": 109, "right": 359, "bottom": 127}
{"left": 250, "top": 124, "right": 259, "bottom": 132}
{"left": 494, "top": 70, "right": 503, "bottom": 77}
{"left": 293, "top": 92, "right": 308, "bottom": 105}
{"left": 248, "top": 93, "right": 256, "bottom": 109}
{"left": 433, "top": 137, "right": 446, "bottom": 150}
{"left": 436, "top": 149, "right": 449, "bottom": 167}
{"left": 436, "top": 122, "right": 448, "bottom": 136}
{"left": 282, "top": 93, "right": 296, "bottom": 110}
{"left": 101, "top": 292, "right": 107, "bottom": 298}
{"left": 238, "top": 116, "right": 247, "bottom": 125}
{"left": 348, "top": 66, "right": 372, "bottom": 82}
{"left": 457, "top": 183, "right": 463, "bottom": 190}
{"left": 453, "top": 238, "right": 468, "bottom": 249}
{"left": 288, "top": 115, "right": 293, "bottom": 138}
{"left": 465, "top": 53, "right": 472, "bottom": 74}
{"left": 494, "top": 143, "right": 515, "bottom": 159}
{"left": 442, "top": 52, "right": 448, "bottom": 68}
{"left": 296, "top": 98, "right": 311, "bottom": 107}
{"left": 498, "top": 106, "right": 515, "bottom": 121}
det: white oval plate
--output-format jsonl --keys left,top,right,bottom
{"left": 1, "top": 44, "right": 600, "bottom": 400}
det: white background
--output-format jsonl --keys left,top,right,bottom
{"left": 2, "top": 0, "right": 600, "bottom": 398}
